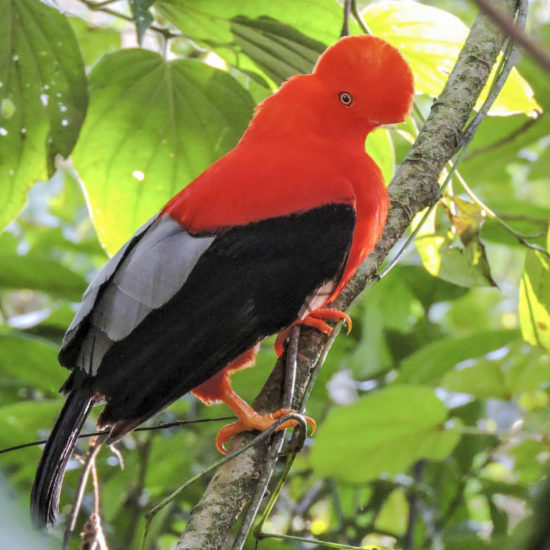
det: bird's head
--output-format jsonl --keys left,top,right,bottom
{"left": 244, "top": 35, "right": 413, "bottom": 144}
{"left": 313, "top": 35, "right": 414, "bottom": 132}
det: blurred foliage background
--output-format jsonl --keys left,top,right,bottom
{"left": 0, "top": 0, "right": 549, "bottom": 549}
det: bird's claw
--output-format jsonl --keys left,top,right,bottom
{"left": 215, "top": 409, "right": 316, "bottom": 454}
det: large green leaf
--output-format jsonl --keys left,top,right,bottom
{"left": 0, "top": 0, "right": 87, "bottom": 231}
{"left": 0, "top": 331, "right": 64, "bottom": 395}
{"left": 72, "top": 49, "right": 254, "bottom": 253}
{"left": 396, "top": 329, "right": 520, "bottom": 384}
{"left": 0, "top": 253, "right": 87, "bottom": 300}
{"left": 519, "top": 245, "right": 550, "bottom": 352}
{"left": 310, "top": 385, "right": 460, "bottom": 483}
{"left": 156, "top": 0, "right": 347, "bottom": 85}
{"left": 363, "top": 0, "right": 540, "bottom": 117}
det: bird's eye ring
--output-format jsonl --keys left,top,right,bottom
{"left": 338, "top": 91, "right": 354, "bottom": 107}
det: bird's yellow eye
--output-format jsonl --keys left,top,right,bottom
{"left": 338, "top": 91, "right": 354, "bottom": 107}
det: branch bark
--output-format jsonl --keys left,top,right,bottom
{"left": 176, "top": 1, "right": 518, "bottom": 548}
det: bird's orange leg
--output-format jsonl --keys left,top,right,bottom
{"left": 274, "top": 308, "right": 352, "bottom": 357}
{"left": 191, "top": 346, "right": 315, "bottom": 454}
{"left": 215, "top": 389, "right": 316, "bottom": 454}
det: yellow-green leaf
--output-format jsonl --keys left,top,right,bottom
{"left": 363, "top": 0, "right": 541, "bottom": 117}
{"left": 519, "top": 246, "right": 550, "bottom": 352}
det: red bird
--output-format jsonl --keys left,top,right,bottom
{"left": 31, "top": 35, "right": 413, "bottom": 528}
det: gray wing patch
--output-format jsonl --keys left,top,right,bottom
{"left": 113, "top": 216, "right": 214, "bottom": 308}
{"left": 63, "top": 214, "right": 158, "bottom": 345}
{"left": 73, "top": 216, "right": 214, "bottom": 375}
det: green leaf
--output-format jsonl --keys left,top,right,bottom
{"left": 0, "top": 331, "right": 64, "bottom": 395}
{"left": 0, "top": 0, "right": 87, "bottom": 230}
{"left": 310, "top": 385, "right": 460, "bottom": 483}
{"left": 519, "top": 247, "right": 550, "bottom": 352}
{"left": 396, "top": 329, "right": 520, "bottom": 384}
{"left": 72, "top": 49, "right": 254, "bottom": 253}
{"left": 0, "top": 253, "right": 87, "bottom": 300}
{"left": 363, "top": 0, "right": 540, "bottom": 117}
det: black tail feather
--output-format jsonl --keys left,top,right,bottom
{"left": 30, "top": 389, "right": 93, "bottom": 528}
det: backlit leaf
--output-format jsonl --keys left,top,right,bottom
{"left": 363, "top": 0, "right": 541, "bottom": 117}
{"left": 72, "top": 49, "right": 254, "bottom": 253}
{"left": 157, "top": 0, "right": 346, "bottom": 85}
{"left": 519, "top": 246, "right": 550, "bottom": 352}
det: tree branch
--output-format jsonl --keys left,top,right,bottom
{"left": 176, "top": 1, "right": 518, "bottom": 548}
{"left": 471, "top": 0, "right": 550, "bottom": 73}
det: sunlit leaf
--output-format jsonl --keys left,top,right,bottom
{"left": 519, "top": 246, "right": 550, "bottom": 352}
{"left": 72, "top": 49, "right": 254, "bottom": 253}
{"left": 310, "top": 385, "right": 460, "bottom": 483}
{"left": 363, "top": 0, "right": 541, "bottom": 117}
{"left": 0, "top": 0, "right": 87, "bottom": 231}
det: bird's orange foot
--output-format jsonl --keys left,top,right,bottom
{"left": 216, "top": 408, "right": 316, "bottom": 454}
{"left": 274, "top": 308, "right": 352, "bottom": 357}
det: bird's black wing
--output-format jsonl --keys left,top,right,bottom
{"left": 61, "top": 203, "right": 356, "bottom": 436}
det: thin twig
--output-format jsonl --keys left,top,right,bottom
{"left": 471, "top": 0, "right": 550, "bottom": 73}
{"left": 256, "top": 531, "right": 391, "bottom": 549}
{"left": 466, "top": 116, "right": 538, "bottom": 157}
{"left": 0, "top": 416, "right": 235, "bottom": 455}
{"left": 351, "top": 0, "right": 371, "bottom": 35}
{"left": 454, "top": 168, "right": 550, "bottom": 257}
{"left": 231, "top": 326, "right": 301, "bottom": 550}
{"left": 62, "top": 434, "right": 106, "bottom": 550}
{"left": 252, "top": 325, "right": 343, "bottom": 545}
{"left": 144, "top": 413, "right": 308, "bottom": 548}
{"left": 341, "top": 0, "right": 352, "bottom": 38}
